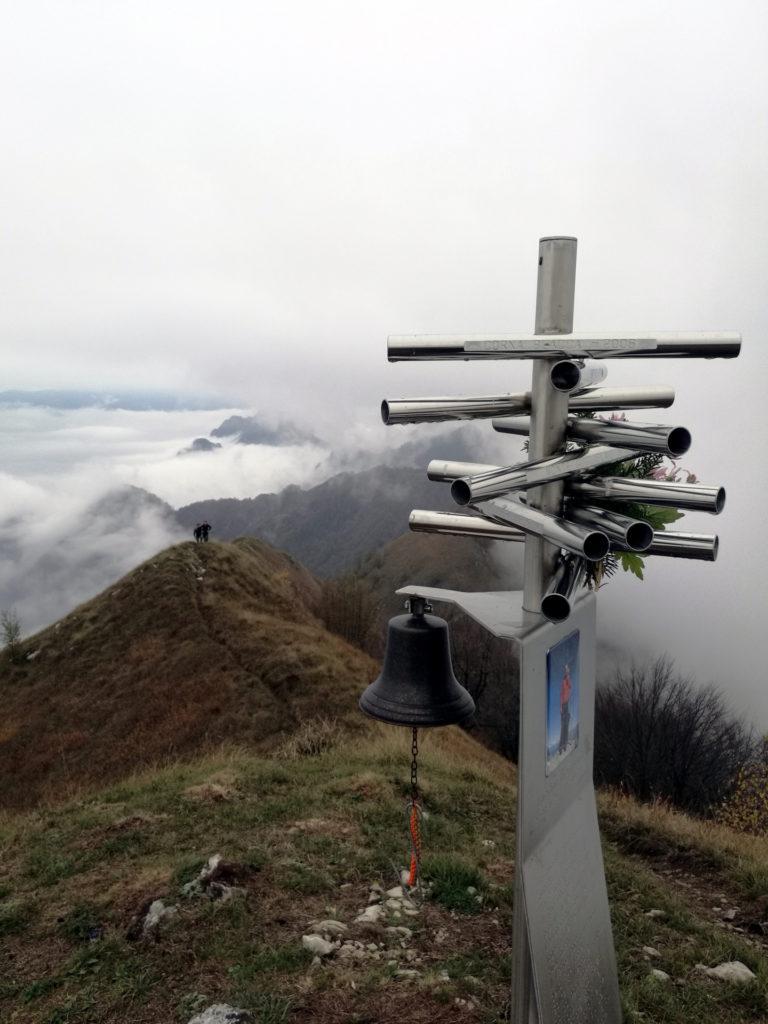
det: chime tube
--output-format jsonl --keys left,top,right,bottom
{"left": 566, "top": 418, "right": 690, "bottom": 457}
{"left": 567, "top": 476, "right": 725, "bottom": 514}
{"left": 492, "top": 416, "right": 533, "bottom": 437}
{"left": 568, "top": 387, "right": 675, "bottom": 412}
{"left": 382, "top": 394, "right": 530, "bottom": 425}
{"left": 566, "top": 505, "right": 653, "bottom": 552}
{"left": 387, "top": 332, "right": 741, "bottom": 362}
{"left": 492, "top": 414, "right": 690, "bottom": 457}
{"left": 550, "top": 360, "right": 608, "bottom": 393}
{"left": 541, "top": 557, "right": 586, "bottom": 623}
{"left": 408, "top": 509, "right": 525, "bottom": 542}
{"left": 626, "top": 531, "right": 720, "bottom": 561}
{"left": 451, "top": 445, "right": 641, "bottom": 506}
{"left": 475, "top": 496, "right": 610, "bottom": 562}
{"left": 427, "top": 460, "right": 502, "bottom": 482}
{"left": 384, "top": 386, "right": 676, "bottom": 425}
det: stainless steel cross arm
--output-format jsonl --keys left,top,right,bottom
{"left": 387, "top": 331, "right": 741, "bottom": 361}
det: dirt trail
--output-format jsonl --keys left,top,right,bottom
{"left": 615, "top": 839, "right": 768, "bottom": 951}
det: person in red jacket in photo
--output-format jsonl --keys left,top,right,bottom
{"left": 558, "top": 663, "right": 572, "bottom": 754}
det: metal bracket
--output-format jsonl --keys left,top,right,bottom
{"left": 397, "top": 585, "right": 531, "bottom": 641}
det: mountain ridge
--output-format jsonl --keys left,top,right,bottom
{"left": 176, "top": 466, "right": 456, "bottom": 576}
{"left": 0, "top": 538, "right": 376, "bottom": 809}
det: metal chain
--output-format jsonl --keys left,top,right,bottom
{"left": 410, "top": 726, "right": 419, "bottom": 801}
{"left": 406, "top": 727, "right": 423, "bottom": 891}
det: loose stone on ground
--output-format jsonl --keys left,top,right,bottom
{"left": 696, "top": 960, "right": 756, "bottom": 983}
{"left": 142, "top": 899, "right": 177, "bottom": 937}
{"left": 302, "top": 935, "right": 335, "bottom": 957}
{"left": 187, "top": 1006, "right": 253, "bottom": 1024}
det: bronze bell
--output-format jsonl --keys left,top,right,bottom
{"left": 359, "top": 599, "right": 475, "bottom": 727}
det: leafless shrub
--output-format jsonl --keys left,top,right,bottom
{"left": 447, "top": 610, "right": 520, "bottom": 760}
{"left": 320, "top": 575, "right": 381, "bottom": 656}
{"left": 595, "top": 655, "right": 756, "bottom": 815}
{"left": 1, "top": 609, "right": 23, "bottom": 663}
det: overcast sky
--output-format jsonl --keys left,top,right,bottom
{"left": 2, "top": 1, "right": 767, "bottom": 721}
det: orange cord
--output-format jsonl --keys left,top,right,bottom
{"left": 407, "top": 801, "right": 422, "bottom": 887}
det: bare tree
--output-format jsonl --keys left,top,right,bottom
{"left": 595, "top": 656, "right": 755, "bottom": 815}
{"left": 320, "top": 575, "right": 382, "bottom": 655}
{"left": 447, "top": 610, "right": 520, "bottom": 759}
{"left": 1, "top": 609, "right": 23, "bottom": 663}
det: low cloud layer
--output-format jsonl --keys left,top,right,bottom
{"left": 0, "top": 404, "right": 334, "bottom": 635}
{"left": 0, "top": 402, "right": 478, "bottom": 637}
{"left": 1, "top": 398, "right": 766, "bottom": 728}
{"left": 0, "top": 406, "right": 334, "bottom": 508}
{"left": 0, "top": 389, "right": 238, "bottom": 412}
{"left": 0, "top": 474, "right": 184, "bottom": 636}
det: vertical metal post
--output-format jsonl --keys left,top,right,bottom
{"left": 522, "top": 237, "right": 578, "bottom": 614}
{"left": 513, "top": 237, "right": 577, "bottom": 1023}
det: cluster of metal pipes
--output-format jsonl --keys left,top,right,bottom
{"left": 382, "top": 251, "right": 737, "bottom": 625}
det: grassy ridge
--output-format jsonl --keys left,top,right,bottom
{"left": 1, "top": 729, "right": 766, "bottom": 1023}
{"left": 0, "top": 540, "right": 376, "bottom": 809}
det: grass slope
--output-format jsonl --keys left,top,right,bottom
{"left": 356, "top": 532, "right": 522, "bottom": 619}
{"left": 1, "top": 730, "right": 766, "bottom": 1024}
{"left": 0, "top": 540, "right": 376, "bottom": 810}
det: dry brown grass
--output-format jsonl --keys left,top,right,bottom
{"left": 357, "top": 532, "right": 511, "bottom": 619}
{"left": 278, "top": 717, "right": 346, "bottom": 759}
{"left": 2, "top": 732, "right": 768, "bottom": 1023}
{"left": 0, "top": 539, "right": 377, "bottom": 810}
{"left": 357, "top": 724, "right": 516, "bottom": 791}
{"left": 598, "top": 787, "right": 768, "bottom": 873}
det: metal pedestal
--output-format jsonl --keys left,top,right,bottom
{"left": 396, "top": 237, "right": 622, "bottom": 1022}
{"left": 398, "top": 585, "right": 621, "bottom": 1023}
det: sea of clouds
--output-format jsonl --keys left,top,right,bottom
{"left": 0, "top": 402, "right": 340, "bottom": 634}
{"left": 0, "top": 399, "right": 458, "bottom": 635}
{"left": 1, "top": 396, "right": 767, "bottom": 727}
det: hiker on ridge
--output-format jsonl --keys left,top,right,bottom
{"left": 193, "top": 524, "right": 202, "bottom": 542}
{"left": 200, "top": 521, "right": 212, "bottom": 542}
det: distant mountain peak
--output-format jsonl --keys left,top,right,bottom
{"left": 210, "top": 414, "right": 322, "bottom": 447}
{"left": 178, "top": 437, "right": 223, "bottom": 456}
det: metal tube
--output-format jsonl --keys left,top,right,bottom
{"left": 408, "top": 509, "right": 525, "bottom": 542}
{"left": 388, "top": 331, "right": 741, "bottom": 361}
{"left": 477, "top": 495, "right": 610, "bottom": 562}
{"left": 567, "top": 476, "right": 725, "bottom": 514}
{"left": 382, "top": 394, "right": 531, "bottom": 425}
{"left": 569, "top": 386, "right": 675, "bottom": 411}
{"left": 427, "top": 459, "right": 501, "bottom": 482}
{"left": 384, "top": 385, "right": 676, "bottom": 425}
{"left": 493, "top": 414, "right": 691, "bottom": 457}
{"left": 565, "top": 504, "right": 653, "bottom": 552}
{"left": 491, "top": 417, "right": 532, "bottom": 437}
{"left": 638, "top": 531, "right": 719, "bottom": 561}
{"left": 523, "top": 238, "right": 578, "bottom": 612}
{"left": 451, "top": 444, "right": 641, "bottom": 506}
{"left": 566, "top": 418, "right": 690, "bottom": 457}
{"left": 541, "top": 556, "right": 586, "bottom": 623}
{"left": 550, "top": 360, "right": 608, "bottom": 393}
